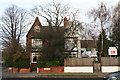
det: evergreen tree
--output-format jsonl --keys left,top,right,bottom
{"left": 97, "top": 29, "right": 114, "bottom": 57}
{"left": 37, "top": 27, "right": 66, "bottom": 67}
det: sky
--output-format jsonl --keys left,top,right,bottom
{"left": 0, "top": 0, "right": 120, "bottom": 22}
{"left": 0, "top": 0, "right": 120, "bottom": 45}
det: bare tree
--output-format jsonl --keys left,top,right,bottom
{"left": 64, "top": 10, "right": 83, "bottom": 58}
{"left": 1, "top": 5, "right": 29, "bottom": 60}
{"left": 88, "top": 2, "right": 110, "bottom": 60}
{"left": 31, "top": 1, "right": 70, "bottom": 27}
{"left": 31, "top": 1, "right": 83, "bottom": 37}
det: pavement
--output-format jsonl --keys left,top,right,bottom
{"left": 2, "top": 71, "right": 107, "bottom": 78}
{"left": 2, "top": 78, "right": 104, "bottom": 80}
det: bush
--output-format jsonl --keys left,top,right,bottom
{"left": 37, "top": 58, "right": 46, "bottom": 68}
{"left": 37, "top": 58, "right": 62, "bottom": 68}
{"left": 14, "top": 55, "right": 29, "bottom": 70}
{"left": 4, "top": 56, "right": 14, "bottom": 67}
{"left": 46, "top": 60, "right": 61, "bottom": 67}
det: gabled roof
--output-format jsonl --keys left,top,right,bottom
{"left": 26, "top": 17, "right": 42, "bottom": 37}
{"left": 32, "top": 17, "right": 42, "bottom": 26}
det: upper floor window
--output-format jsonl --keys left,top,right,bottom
{"left": 32, "top": 39, "right": 42, "bottom": 49}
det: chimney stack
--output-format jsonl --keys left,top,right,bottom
{"left": 64, "top": 17, "right": 68, "bottom": 26}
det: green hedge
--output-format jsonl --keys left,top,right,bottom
{"left": 37, "top": 58, "right": 62, "bottom": 68}
{"left": 14, "top": 55, "right": 29, "bottom": 70}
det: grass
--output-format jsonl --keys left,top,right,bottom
{"left": 42, "top": 75, "right": 98, "bottom": 77}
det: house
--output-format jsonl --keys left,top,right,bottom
{"left": 65, "top": 39, "right": 97, "bottom": 58}
{"left": 26, "top": 17, "right": 97, "bottom": 67}
{"left": 26, "top": 17, "right": 68, "bottom": 67}
{"left": 80, "top": 40, "right": 97, "bottom": 58}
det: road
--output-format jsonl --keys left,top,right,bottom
{"left": 2, "top": 78, "right": 104, "bottom": 80}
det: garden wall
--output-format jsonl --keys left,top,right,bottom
{"left": 102, "top": 66, "right": 120, "bottom": 73}
{"left": 64, "top": 66, "right": 93, "bottom": 73}
{"left": 101, "top": 57, "right": 120, "bottom": 73}
{"left": 37, "top": 67, "right": 64, "bottom": 73}
{"left": 64, "top": 58, "right": 94, "bottom": 73}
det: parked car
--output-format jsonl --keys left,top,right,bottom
{"left": 104, "top": 71, "right": 120, "bottom": 80}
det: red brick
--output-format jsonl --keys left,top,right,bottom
{"left": 19, "top": 68, "right": 30, "bottom": 72}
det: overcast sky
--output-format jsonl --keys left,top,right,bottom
{"left": 0, "top": 0, "right": 120, "bottom": 22}
{"left": 0, "top": 0, "right": 120, "bottom": 45}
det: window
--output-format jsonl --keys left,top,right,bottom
{"left": 69, "top": 52, "right": 78, "bottom": 57}
{"left": 31, "top": 53, "right": 39, "bottom": 63}
{"left": 34, "top": 25, "right": 40, "bottom": 32}
{"left": 32, "top": 39, "right": 42, "bottom": 49}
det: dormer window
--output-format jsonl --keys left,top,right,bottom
{"left": 34, "top": 25, "right": 40, "bottom": 32}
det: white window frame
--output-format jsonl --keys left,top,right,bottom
{"left": 31, "top": 53, "right": 39, "bottom": 63}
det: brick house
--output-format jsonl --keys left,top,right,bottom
{"left": 26, "top": 17, "right": 42, "bottom": 67}
{"left": 26, "top": 17, "right": 70, "bottom": 67}
{"left": 26, "top": 17, "right": 97, "bottom": 67}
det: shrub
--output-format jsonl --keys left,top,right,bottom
{"left": 37, "top": 58, "right": 46, "bottom": 68}
{"left": 14, "top": 55, "right": 29, "bottom": 70}
{"left": 4, "top": 56, "right": 14, "bottom": 67}
{"left": 37, "top": 58, "right": 62, "bottom": 68}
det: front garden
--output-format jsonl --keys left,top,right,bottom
{"left": 4, "top": 53, "right": 64, "bottom": 73}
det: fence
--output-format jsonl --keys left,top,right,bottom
{"left": 101, "top": 57, "right": 120, "bottom": 66}
{"left": 64, "top": 58, "right": 94, "bottom": 66}
{"left": 64, "top": 57, "right": 120, "bottom": 66}
{"left": 64, "top": 57, "right": 120, "bottom": 73}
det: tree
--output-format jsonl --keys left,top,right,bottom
{"left": 88, "top": 2, "right": 110, "bottom": 60}
{"left": 64, "top": 10, "right": 83, "bottom": 58}
{"left": 31, "top": 1, "right": 82, "bottom": 34}
{"left": 14, "top": 54, "right": 29, "bottom": 70}
{"left": 37, "top": 27, "right": 66, "bottom": 66}
{"left": 97, "top": 29, "right": 114, "bottom": 57}
{"left": 0, "top": 5, "right": 29, "bottom": 62}
{"left": 31, "top": 1, "right": 69, "bottom": 27}
{"left": 111, "top": 2, "right": 120, "bottom": 56}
